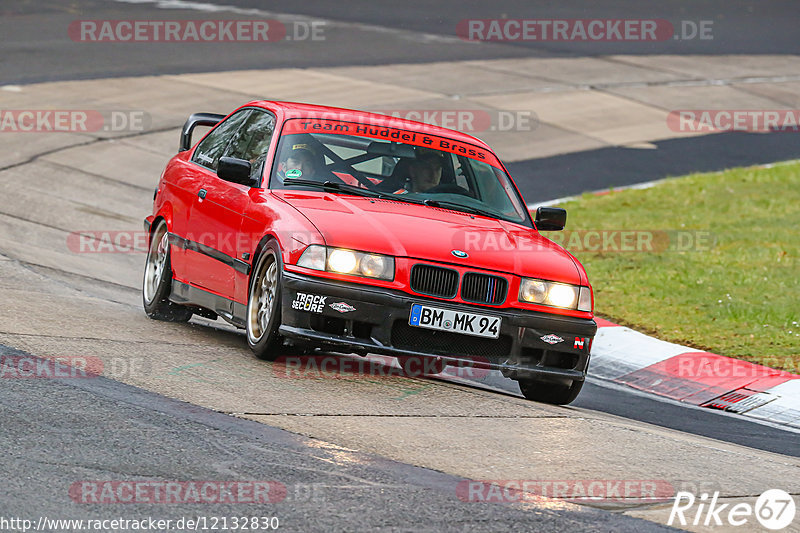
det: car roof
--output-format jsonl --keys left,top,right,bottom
{"left": 245, "top": 100, "right": 494, "bottom": 151}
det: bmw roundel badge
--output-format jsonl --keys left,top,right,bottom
{"left": 451, "top": 250, "right": 469, "bottom": 258}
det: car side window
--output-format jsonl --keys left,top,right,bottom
{"left": 222, "top": 110, "right": 276, "bottom": 183}
{"left": 224, "top": 111, "right": 276, "bottom": 161}
{"left": 192, "top": 109, "right": 251, "bottom": 171}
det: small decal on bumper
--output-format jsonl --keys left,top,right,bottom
{"left": 329, "top": 302, "right": 356, "bottom": 313}
{"left": 541, "top": 334, "right": 564, "bottom": 345}
{"left": 291, "top": 293, "right": 327, "bottom": 313}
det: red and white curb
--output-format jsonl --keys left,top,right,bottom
{"left": 590, "top": 318, "right": 800, "bottom": 429}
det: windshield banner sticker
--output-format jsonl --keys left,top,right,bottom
{"left": 281, "top": 118, "right": 500, "bottom": 168}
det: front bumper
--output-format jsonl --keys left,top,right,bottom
{"left": 279, "top": 271, "right": 596, "bottom": 384}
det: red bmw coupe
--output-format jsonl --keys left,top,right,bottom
{"left": 143, "top": 101, "right": 596, "bottom": 404}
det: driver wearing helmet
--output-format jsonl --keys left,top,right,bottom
{"left": 281, "top": 143, "right": 321, "bottom": 181}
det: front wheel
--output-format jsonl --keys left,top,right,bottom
{"left": 142, "top": 220, "right": 192, "bottom": 322}
{"left": 518, "top": 379, "right": 584, "bottom": 405}
{"left": 246, "top": 241, "right": 283, "bottom": 361}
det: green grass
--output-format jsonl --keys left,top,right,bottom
{"left": 549, "top": 161, "right": 800, "bottom": 372}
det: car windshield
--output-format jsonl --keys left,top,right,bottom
{"left": 269, "top": 118, "right": 530, "bottom": 225}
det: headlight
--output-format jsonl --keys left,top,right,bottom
{"left": 519, "top": 279, "right": 546, "bottom": 303}
{"left": 359, "top": 254, "right": 389, "bottom": 278}
{"left": 297, "top": 245, "right": 395, "bottom": 281}
{"left": 328, "top": 249, "right": 357, "bottom": 273}
{"left": 519, "top": 278, "right": 592, "bottom": 311}
{"left": 547, "top": 283, "right": 578, "bottom": 308}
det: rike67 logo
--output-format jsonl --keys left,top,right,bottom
{"left": 669, "top": 489, "right": 796, "bottom": 530}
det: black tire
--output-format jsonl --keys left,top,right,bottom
{"left": 246, "top": 240, "right": 284, "bottom": 361}
{"left": 142, "top": 220, "right": 193, "bottom": 322}
{"left": 518, "top": 379, "right": 584, "bottom": 405}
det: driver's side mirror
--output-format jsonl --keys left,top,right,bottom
{"left": 218, "top": 157, "right": 257, "bottom": 187}
{"left": 535, "top": 207, "right": 567, "bottom": 231}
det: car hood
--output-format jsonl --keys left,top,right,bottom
{"left": 274, "top": 191, "right": 581, "bottom": 284}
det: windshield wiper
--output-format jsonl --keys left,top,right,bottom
{"left": 283, "top": 178, "right": 388, "bottom": 199}
{"left": 422, "top": 199, "right": 499, "bottom": 219}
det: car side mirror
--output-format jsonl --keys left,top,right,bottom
{"left": 179, "top": 112, "right": 225, "bottom": 152}
{"left": 535, "top": 207, "right": 567, "bottom": 231}
{"left": 218, "top": 157, "right": 257, "bottom": 187}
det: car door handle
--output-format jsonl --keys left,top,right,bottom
{"left": 198, "top": 188, "right": 207, "bottom": 199}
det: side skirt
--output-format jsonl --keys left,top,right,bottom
{"left": 170, "top": 280, "right": 247, "bottom": 329}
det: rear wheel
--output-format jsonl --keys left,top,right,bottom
{"left": 518, "top": 379, "right": 583, "bottom": 405}
{"left": 142, "top": 220, "right": 192, "bottom": 322}
{"left": 246, "top": 241, "right": 283, "bottom": 361}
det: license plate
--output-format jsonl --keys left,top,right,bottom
{"left": 409, "top": 304, "right": 501, "bottom": 339}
